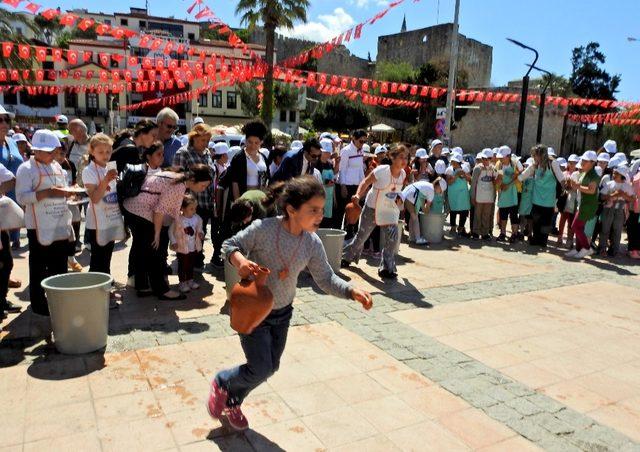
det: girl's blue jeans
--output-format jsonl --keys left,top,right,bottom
{"left": 216, "top": 304, "right": 293, "bottom": 407}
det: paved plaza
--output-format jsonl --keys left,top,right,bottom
{"left": 1, "top": 231, "right": 640, "bottom": 451}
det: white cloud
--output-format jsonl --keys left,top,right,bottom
{"left": 349, "top": 0, "right": 390, "bottom": 7}
{"left": 277, "top": 7, "right": 355, "bottom": 42}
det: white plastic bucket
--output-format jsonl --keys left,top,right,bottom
{"left": 379, "top": 220, "right": 404, "bottom": 255}
{"left": 224, "top": 258, "right": 241, "bottom": 301}
{"left": 41, "top": 272, "right": 113, "bottom": 354}
{"left": 420, "top": 213, "right": 445, "bottom": 243}
{"left": 316, "top": 228, "right": 347, "bottom": 272}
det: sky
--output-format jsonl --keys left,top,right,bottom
{"left": 9, "top": 0, "right": 640, "bottom": 101}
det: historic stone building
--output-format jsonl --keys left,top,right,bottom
{"left": 377, "top": 23, "right": 493, "bottom": 88}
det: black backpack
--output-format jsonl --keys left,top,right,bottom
{"left": 117, "top": 164, "right": 148, "bottom": 205}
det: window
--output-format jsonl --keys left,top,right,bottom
{"left": 65, "top": 91, "right": 78, "bottom": 109}
{"left": 3, "top": 91, "right": 17, "bottom": 105}
{"left": 227, "top": 91, "right": 237, "bottom": 109}
{"left": 198, "top": 92, "right": 207, "bottom": 108}
{"left": 212, "top": 90, "right": 222, "bottom": 108}
{"left": 289, "top": 110, "right": 297, "bottom": 123}
{"left": 120, "top": 19, "right": 128, "bottom": 26}
{"left": 188, "top": 33, "right": 195, "bottom": 41}
{"left": 139, "top": 20, "right": 147, "bottom": 28}
{"left": 104, "top": 19, "right": 112, "bottom": 25}
{"left": 43, "top": 61, "right": 54, "bottom": 71}
{"left": 280, "top": 110, "right": 287, "bottom": 122}
{"left": 86, "top": 92, "right": 98, "bottom": 110}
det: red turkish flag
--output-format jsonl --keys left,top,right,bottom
{"left": 25, "top": 3, "right": 41, "bottom": 14}
{"left": 0, "top": 70, "right": 6, "bottom": 82}
{"left": 99, "top": 53, "right": 110, "bottom": 67}
{"left": 123, "top": 70, "right": 132, "bottom": 81}
{"left": 410, "top": 85, "right": 418, "bottom": 95}
{"left": 67, "top": 49, "right": 78, "bottom": 65}
{"left": 86, "top": 70, "right": 94, "bottom": 80}
{"left": 95, "top": 24, "right": 111, "bottom": 35}
{"left": 35, "top": 69, "right": 44, "bottom": 81}
{"left": 77, "top": 18, "right": 95, "bottom": 31}
{"left": 73, "top": 70, "right": 81, "bottom": 80}
{"left": 18, "top": 44, "right": 30, "bottom": 59}
{"left": 34, "top": 46, "right": 46, "bottom": 61}
{"left": 136, "top": 69, "right": 145, "bottom": 80}
{"left": 41, "top": 8, "right": 59, "bottom": 20}
{"left": 99, "top": 70, "right": 108, "bottom": 82}
{"left": 138, "top": 35, "right": 152, "bottom": 48}
{"left": 52, "top": 48, "right": 62, "bottom": 61}
{"left": 83, "top": 51, "right": 93, "bottom": 63}
{"left": 163, "top": 42, "right": 173, "bottom": 55}
{"left": 112, "top": 70, "right": 120, "bottom": 81}
{"left": 2, "top": 42, "right": 13, "bottom": 58}
{"left": 59, "top": 14, "right": 78, "bottom": 27}
{"left": 150, "top": 39, "right": 163, "bottom": 51}
{"left": 111, "top": 27, "right": 126, "bottom": 39}
{"left": 354, "top": 24, "right": 364, "bottom": 40}
{"left": 127, "top": 56, "right": 138, "bottom": 67}
{"left": 380, "top": 82, "right": 389, "bottom": 94}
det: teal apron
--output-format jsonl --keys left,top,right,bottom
{"left": 498, "top": 166, "right": 518, "bottom": 208}
{"left": 519, "top": 178, "right": 533, "bottom": 216}
{"left": 532, "top": 167, "right": 557, "bottom": 208}
{"left": 322, "top": 168, "right": 334, "bottom": 218}
{"left": 447, "top": 175, "right": 470, "bottom": 211}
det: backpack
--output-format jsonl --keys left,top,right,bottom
{"left": 117, "top": 164, "right": 148, "bottom": 205}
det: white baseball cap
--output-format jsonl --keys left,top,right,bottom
{"left": 613, "top": 152, "right": 628, "bottom": 163}
{"left": 603, "top": 139, "right": 617, "bottom": 154}
{"left": 56, "top": 114, "right": 68, "bottom": 124}
{"left": 362, "top": 143, "right": 371, "bottom": 154}
{"left": 31, "top": 129, "right": 61, "bottom": 152}
{"left": 436, "top": 178, "right": 448, "bottom": 192}
{"left": 416, "top": 148, "right": 428, "bottom": 159}
{"left": 581, "top": 150, "right": 598, "bottom": 161}
{"left": 452, "top": 146, "right": 463, "bottom": 156}
{"left": 476, "top": 152, "right": 484, "bottom": 160}
{"left": 12, "top": 133, "right": 28, "bottom": 143}
{"left": 492, "top": 147, "right": 500, "bottom": 156}
{"left": 556, "top": 157, "right": 567, "bottom": 168}
{"left": 481, "top": 148, "right": 494, "bottom": 159}
{"left": 450, "top": 153, "right": 463, "bottom": 163}
{"left": 547, "top": 147, "right": 557, "bottom": 157}
{"left": 441, "top": 147, "right": 450, "bottom": 156}
{"left": 567, "top": 154, "right": 579, "bottom": 163}
{"left": 608, "top": 155, "right": 624, "bottom": 169}
{"left": 213, "top": 142, "right": 229, "bottom": 155}
{"left": 597, "top": 152, "right": 610, "bottom": 162}
{"left": 319, "top": 132, "right": 333, "bottom": 140}
{"left": 613, "top": 165, "right": 629, "bottom": 178}
{"left": 291, "top": 140, "right": 303, "bottom": 152}
{"left": 461, "top": 162, "right": 471, "bottom": 173}
{"left": 497, "top": 145, "right": 512, "bottom": 158}
{"left": 0, "top": 104, "right": 15, "bottom": 118}
{"left": 374, "top": 144, "right": 388, "bottom": 155}
{"left": 430, "top": 139, "right": 443, "bottom": 150}
{"left": 7, "top": 129, "right": 14, "bottom": 137}
{"left": 320, "top": 138, "right": 333, "bottom": 153}
{"left": 192, "top": 117, "right": 204, "bottom": 126}
{"left": 434, "top": 160, "right": 447, "bottom": 175}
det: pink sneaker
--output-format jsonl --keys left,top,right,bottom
{"left": 206, "top": 380, "right": 228, "bottom": 420}
{"left": 631, "top": 250, "right": 640, "bottom": 259}
{"left": 224, "top": 405, "right": 249, "bottom": 431}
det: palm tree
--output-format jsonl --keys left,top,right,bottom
{"left": 0, "top": 10, "right": 40, "bottom": 79}
{"left": 236, "top": 0, "right": 309, "bottom": 126}
{"left": 536, "top": 72, "right": 573, "bottom": 98}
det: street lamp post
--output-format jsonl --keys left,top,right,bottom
{"left": 444, "top": 0, "right": 461, "bottom": 145}
{"left": 507, "top": 38, "right": 539, "bottom": 156}
{"left": 527, "top": 64, "right": 553, "bottom": 143}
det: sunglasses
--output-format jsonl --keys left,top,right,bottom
{"left": 357, "top": 139, "right": 367, "bottom": 144}
{"left": 0, "top": 117, "right": 11, "bottom": 124}
{"left": 164, "top": 123, "right": 178, "bottom": 130}
{"left": 309, "top": 152, "right": 322, "bottom": 160}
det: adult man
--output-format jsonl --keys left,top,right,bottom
{"left": 56, "top": 115, "right": 70, "bottom": 136}
{"left": 271, "top": 138, "right": 322, "bottom": 182}
{"left": 426, "top": 139, "right": 449, "bottom": 169}
{"left": 0, "top": 105, "right": 25, "bottom": 253}
{"left": 67, "top": 118, "right": 90, "bottom": 168}
{"left": 335, "top": 130, "right": 367, "bottom": 233}
{"left": 157, "top": 107, "right": 183, "bottom": 167}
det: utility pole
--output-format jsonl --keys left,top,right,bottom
{"left": 444, "top": 0, "right": 460, "bottom": 145}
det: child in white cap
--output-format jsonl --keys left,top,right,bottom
{"left": 400, "top": 180, "right": 437, "bottom": 245}
{"left": 470, "top": 148, "right": 497, "bottom": 240}
{"left": 599, "top": 165, "right": 634, "bottom": 257}
{"left": 558, "top": 154, "right": 580, "bottom": 248}
{"left": 566, "top": 151, "right": 599, "bottom": 259}
{"left": 445, "top": 154, "right": 471, "bottom": 237}
{"left": 518, "top": 157, "right": 535, "bottom": 239}
{"left": 495, "top": 146, "right": 522, "bottom": 243}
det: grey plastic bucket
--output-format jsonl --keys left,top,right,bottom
{"left": 316, "top": 228, "right": 347, "bottom": 272}
{"left": 420, "top": 212, "right": 445, "bottom": 243}
{"left": 224, "top": 258, "right": 242, "bottom": 301}
{"left": 41, "top": 272, "right": 113, "bottom": 354}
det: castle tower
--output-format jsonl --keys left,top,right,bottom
{"left": 401, "top": 14, "right": 407, "bottom": 33}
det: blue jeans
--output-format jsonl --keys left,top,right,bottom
{"left": 216, "top": 304, "right": 293, "bottom": 407}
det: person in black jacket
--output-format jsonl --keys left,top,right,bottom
{"left": 271, "top": 139, "right": 322, "bottom": 182}
{"left": 110, "top": 120, "right": 158, "bottom": 174}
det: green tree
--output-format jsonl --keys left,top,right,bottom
{"left": 34, "top": 13, "right": 65, "bottom": 45}
{"left": 0, "top": 10, "right": 40, "bottom": 79}
{"left": 312, "top": 96, "right": 370, "bottom": 132}
{"left": 533, "top": 72, "right": 573, "bottom": 97}
{"left": 570, "top": 42, "right": 620, "bottom": 112}
{"left": 603, "top": 123, "right": 640, "bottom": 154}
{"left": 376, "top": 60, "right": 416, "bottom": 83}
{"left": 236, "top": 0, "right": 310, "bottom": 127}
{"left": 238, "top": 81, "right": 300, "bottom": 118}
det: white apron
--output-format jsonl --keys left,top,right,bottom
{"left": 374, "top": 169, "right": 405, "bottom": 226}
{"left": 63, "top": 167, "right": 82, "bottom": 222}
{"left": 88, "top": 163, "right": 126, "bottom": 246}
{"left": 33, "top": 160, "right": 74, "bottom": 246}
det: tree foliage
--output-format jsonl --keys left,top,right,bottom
{"left": 602, "top": 124, "right": 640, "bottom": 153}
{"left": 570, "top": 42, "right": 620, "bottom": 101}
{"left": 0, "top": 10, "right": 40, "bottom": 80}
{"left": 238, "top": 81, "right": 300, "bottom": 118}
{"left": 236, "top": 0, "right": 310, "bottom": 126}
{"left": 533, "top": 73, "right": 573, "bottom": 97}
{"left": 312, "top": 96, "right": 370, "bottom": 132}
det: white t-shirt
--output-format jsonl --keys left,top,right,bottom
{"left": 365, "top": 165, "right": 406, "bottom": 209}
{"left": 147, "top": 167, "right": 162, "bottom": 176}
{"left": 0, "top": 162, "right": 14, "bottom": 183}
{"left": 602, "top": 180, "right": 633, "bottom": 209}
{"left": 401, "top": 180, "right": 435, "bottom": 204}
{"left": 82, "top": 163, "right": 115, "bottom": 230}
{"left": 180, "top": 215, "right": 200, "bottom": 253}
{"left": 246, "top": 154, "right": 267, "bottom": 187}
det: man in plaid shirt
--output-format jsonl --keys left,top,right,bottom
{"left": 172, "top": 124, "right": 216, "bottom": 269}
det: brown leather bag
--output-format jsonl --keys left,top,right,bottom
{"left": 229, "top": 267, "right": 274, "bottom": 334}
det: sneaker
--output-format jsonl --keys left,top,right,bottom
{"left": 565, "top": 249, "right": 578, "bottom": 258}
{"left": 340, "top": 259, "right": 351, "bottom": 269}
{"left": 224, "top": 405, "right": 249, "bottom": 431}
{"left": 482, "top": 234, "right": 493, "bottom": 241}
{"left": 415, "top": 237, "right": 429, "bottom": 246}
{"left": 630, "top": 250, "right": 640, "bottom": 259}
{"left": 189, "top": 280, "right": 200, "bottom": 290}
{"left": 206, "top": 380, "right": 228, "bottom": 420}
{"left": 378, "top": 269, "right": 398, "bottom": 279}
{"left": 457, "top": 230, "right": 470, "bottom": 238}
{"left": 1, "top": 300, "right": 21, "bottom": 313}
{"left": 178, "top": 282, "right": 191, "bottom": 293}
{"left": 575, "top": 248, "right": 594, "bottom": 259}
{"left": 68, "top": 259, "right": 83, "bottom": 272}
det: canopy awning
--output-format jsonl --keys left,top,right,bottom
{"left": 370, "top": 123, "right": 395, "bottom": 133}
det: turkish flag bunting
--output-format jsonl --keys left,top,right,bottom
{"left": 2, "top": 42, "right": 13, "bottom": 58}
{"left": 35, "top": 46, "right": 47, "bottom": 61}
{"left": 18, "top": 44, "right": 30, "bottom": 59}
{"left": 41, "top": 8, "right": 59, "bottom": 20}
{"left": 96, "top": 24, "right": 111, "bottom": 35}
{"left": 67, "top": 49, "right": 78, "bottom": 65}
{"left": 52, "top": 48, "right": 62, "bottom": 61}
{"left": 25, "top": 3, "right": 40, "bottom": 14}
{"left": 354, "top": 24, "right": 364, "bottom": 40}
{"left": 77, "top": 18, "right": 95, "bottom": 31}
{"left": 59, "top": 14, "right": 78, "bottom": 26}
{"left": 83, "top": 51, "right": 92, "bottom": 63}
